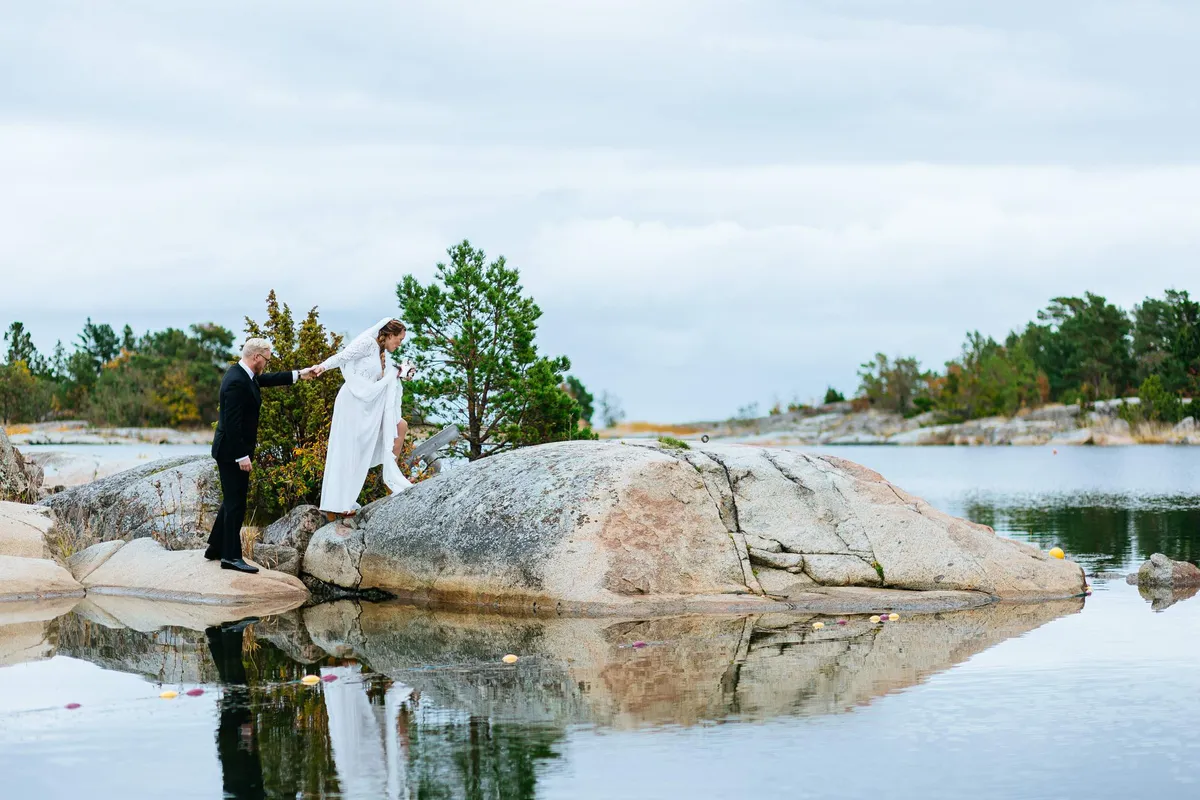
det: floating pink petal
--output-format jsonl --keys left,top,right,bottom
{"left": 836, "top": 620, "right": 848, "bottom": 625}
{"left": 186, "top": 689, "right": 205, "bottom": 697}
{"left": 632, "top": 641, "right": 648, "bottom": 648}
{"left": 64, "top": 703, "right": 81, "bottom": 710}
{"left": 321, "top": 674, "right": 338, "bottom": 682}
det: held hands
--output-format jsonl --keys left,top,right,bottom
{"left": 299, "top": 365, "right": 326, "bottom": 381}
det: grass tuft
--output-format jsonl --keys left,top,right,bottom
{"left": 657, "top": 436, "right": 691, "bottom": 450}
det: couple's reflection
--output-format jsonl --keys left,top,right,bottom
{"left": 206, "top": 618, "right": 264, "bottom": 800}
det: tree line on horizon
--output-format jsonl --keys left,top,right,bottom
{"left": 848, "top": 289, "right": 1199, "bottom": 425}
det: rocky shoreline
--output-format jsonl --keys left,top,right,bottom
{"left": 4, "top": 420, "right": 212, "bottom": 447}
{"left": 606, "top": 399, "right": 1199, "bottom": 447}
{"left": 8, "top": 424, "right": 1192, "bottom": 620}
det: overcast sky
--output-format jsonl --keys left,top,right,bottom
{"left": 2, "top": 1, "right": 1199, "bottom": 422}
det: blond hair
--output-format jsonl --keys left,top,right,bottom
{"left": 241, "top": 338, "right": 272, "bottom": 360}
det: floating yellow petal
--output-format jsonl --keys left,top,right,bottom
{"left": 812, "top": 622, "right": 825, "bottom": 630}
{"left": 870, "top": 615, "right": 881, "bottom": 623}
{"left": 888, "top": 613, "right": 900, "bottom": 621}
{"left": 301, "top": 675, "right": 322, "bottom": 685}
{"left": 159, "top": 690, "right": 178, "bottom": 699}
{"left": 502, "top": 654, "right": 519, "bottom": 664}
{"left": 1049, "top": 547, "right": 1065, "bottom": 559}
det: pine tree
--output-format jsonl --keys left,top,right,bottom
{"left": 398, "top": 240, "right": 593, "bottom": 459}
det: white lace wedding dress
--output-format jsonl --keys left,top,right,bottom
{"left": 318, "top": 317, "right": 411, "bottom": 513}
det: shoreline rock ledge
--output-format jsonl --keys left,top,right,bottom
{"left": 302, "top": 440, "right": 1086, "bottom": 613}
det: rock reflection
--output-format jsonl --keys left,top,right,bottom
{"left": 19, "top": 596, "right": 1082, "bottom": 799}
{"left": 207, "top": 620, "right": 264, "bottom": 799}
{"left": 0, "top": 597, "right": 77, "bottom": 667}
{"left": 317, "top": 600, "right": 1083, "bottom": 728}
{"left": 1137, "top": 583, "right": 1200, "bottom": 612}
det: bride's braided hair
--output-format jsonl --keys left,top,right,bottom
{"left": 377, "top": 320, "right": 406, "bottom": 369}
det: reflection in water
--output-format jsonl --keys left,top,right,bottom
{"left": 37, "top": 597, "right": 1084, "bottom": 799}
{"left": 1137, "top": 582, "right": 1200, "bottom": 612}
{"left": 961, "top": 495, "right": 1200, "bottom": 571}
{"left": 207, "top": 621, "right": 264, "bottom": 799}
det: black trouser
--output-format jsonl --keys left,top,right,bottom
{"left": 207, "top": 459, "right": 250, "bottom": 560}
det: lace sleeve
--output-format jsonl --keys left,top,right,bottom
{"left": 320, "top": 334, "right": 378, "bottom": 372}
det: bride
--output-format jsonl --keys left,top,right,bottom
{"left": 309, "top": 317, "right": 417, "bottom": 519}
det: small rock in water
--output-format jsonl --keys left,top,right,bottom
{"left": 159, "top": 690, "right": 178, "bottom": 699}
{"left": 301, "top": 675, "right": 321, "bottom": 685}
{"left": 185, "top": 689, "right": 205, "bottom": 697}
{"left": 502, "top": 654, "right": 519, "bottom": 664}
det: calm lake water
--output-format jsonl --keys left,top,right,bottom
{"left": 2, "top": 445, "right": 1199, "bottom": 799}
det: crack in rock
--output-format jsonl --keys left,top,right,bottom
{"left": 622, "top": 442, "right": 764, "bottom": 596}
{"left": 790, "top": 451, "right": 867, "bottom": 561}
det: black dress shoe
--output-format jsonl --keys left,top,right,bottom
{"left": 220, "top": 558, "right": 260, "bottom": 574}
{"left": 204, "top": 548, "right": 221, "bottom": 561}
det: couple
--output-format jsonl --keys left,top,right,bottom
{"left": 205, "top": 317, "right": 416, "bottom": 573}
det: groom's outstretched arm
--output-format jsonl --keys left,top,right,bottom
{"left": 257, "top": 369, "right": 299, "bottom": 388}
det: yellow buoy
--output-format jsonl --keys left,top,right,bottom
{"left": 870, "top": 615, "right": 881, "bottom": 623}
{"left": 812, "top": 621, "right": 825, "bottom": 630}
{"left": 159, "top": 690, "right": 178, "bottom": 699}
{"left": 301, "top": 675, "right": 321, "bottom": 685}
{"left": 502, "top": 654, "right": 519, "bottom": 664}
{"left": 888, "top": 613, "right": 900, "bottom": 621}
{"left": 1049, "top": 547, "right": 1065, "bottom": 559}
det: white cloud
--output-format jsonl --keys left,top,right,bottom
{"left": 2, "top": 1, "right": 1199, "bottom": 420}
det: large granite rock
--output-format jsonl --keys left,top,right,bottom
{"left": 1132, "top": 553, "right": 1200, "bottom": 589}
{"left": 301, "top": 440, "right": 1086, "bottom": 611}
{"left": 38, "top": 455, "right": 220, "bottom": 550}
{"left": 81, "top": 537, "right": 308, "bottom": 607}
{"left": 1, "top": 428, "right": 42, "bottom": 502}
{"left": 251, "top": 542, "right": 301, "bottom": 576}
{"left": 0, "top": 555, "right": 85, "bottom": 602}
{"left": 0, "top": 501, "right": 56, "bottom": 559}
{"left": 261, "top": 504, "right": 325, "bottom": 552}
{"left": 66, "top": 540, "right": 126, "bottom": 582}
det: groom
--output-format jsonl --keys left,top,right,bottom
{"left": 205, "top": 338, "right": 315, "bottom": 573}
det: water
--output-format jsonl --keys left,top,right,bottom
{"left": 2, "top": 445, "right": 1199, "bottom": 799}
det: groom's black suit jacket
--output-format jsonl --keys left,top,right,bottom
{"left": 211, "top": 364, "right": 295, "bottom": 462}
